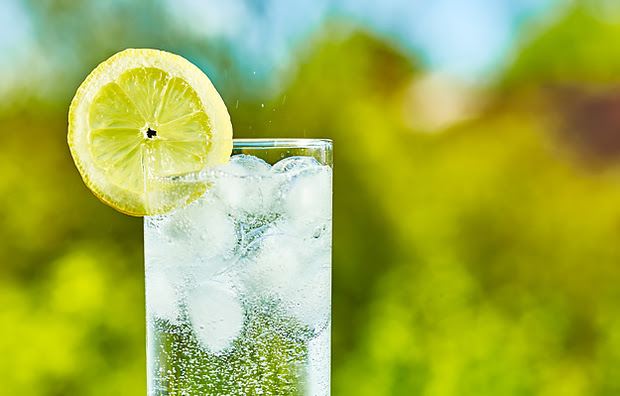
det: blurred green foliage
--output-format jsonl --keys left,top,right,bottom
{"left": 4, "top": 1, "right": 620, "bottom": 395}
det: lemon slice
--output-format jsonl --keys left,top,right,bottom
{"left": 68, "top": 48, "right": 233, "bottom": 216}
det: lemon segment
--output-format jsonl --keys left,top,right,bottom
{"left": 68, "top": 49, "right": 233, "bottom": 216}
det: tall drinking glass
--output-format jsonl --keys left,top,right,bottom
{"left": 144, "top": 139, "right": 333, "bottom": 395}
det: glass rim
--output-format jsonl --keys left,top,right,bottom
{"left": 165, "top": 138, "right": 332, "bottom": 183}
{"left": 231, "top": 138, "right": 332, "bottom": 149}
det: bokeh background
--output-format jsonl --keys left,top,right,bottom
{"left": 4, "top": 0, "right": 620, "bottom": 394}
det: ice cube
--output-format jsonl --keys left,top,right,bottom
{"left": 282, "top": 266, "right": 331, "bottom": 335}
{"left": 145, "top": 269, "right": 182, "bottom": 323}
{"left": 277, "top": 165, "right": 332, "bottom": 237}
{"left": 229, "top": 154, "right": 271, "bottom": 174}
{"left": 271, "top": 156, "right": 322, "bottom": 174}
{"left": 185, "top": 281, "right": 244, "bottom": 354}
{"left": 145, "top": 216, "right": 194, "bottom": 271}
{"left": 211, "top": 156, "right": 275, "bottom": 220}
{"left": 149, "top": 196, "right": 239, "bottom": 280}
{"left": 233, "top": 231, "right": 305, "bottom": 298}
{"left": 190, "top": 197, "right": 239, "bottom": 262}
{"left": 268, "top": 220, "right": 332, "bottom": 273}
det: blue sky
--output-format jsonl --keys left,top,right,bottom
{"left": 161, "top": 0, "right": 565, "bottom": 82}
{"left": 0, "top": 0, "right": 564, "bottom": 90}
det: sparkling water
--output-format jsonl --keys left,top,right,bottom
{"left": 145, "top": 154, "right": 332, "bottom": 395}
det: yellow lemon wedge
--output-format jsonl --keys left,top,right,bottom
{"left": 68, "top": 48, "right": 233, "bottom": 216}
